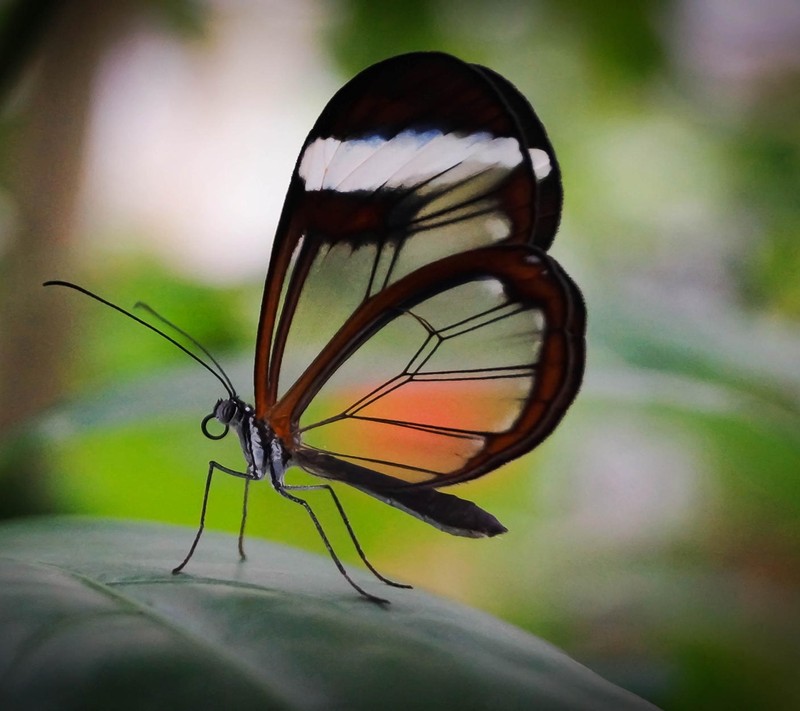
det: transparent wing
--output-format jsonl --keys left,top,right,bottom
{"left": 272, "top": 246, "right": 585, "bottom": 490}
{"left": 254, "top": 52, "right": 562, "bottom": 413}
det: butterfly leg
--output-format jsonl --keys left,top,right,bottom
{"left": 274, "top": 483, "right": 391, "bottom": 604}
{"left": 237, "top": 477, "right": 251, "bottom": 561}
{"left": 173, "top": 460, "right": 253, "bottom": 574}
{"left": 282, "top": 482, "right": 412, "bottom": 589}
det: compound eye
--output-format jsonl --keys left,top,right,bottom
{"left": 212, "top": 398, "right": 238, "bottom": 425}
{"left": 221, "top": 401, "right": 237, "bottom": 422}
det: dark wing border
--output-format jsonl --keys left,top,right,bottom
{"left": 274, "top": 245, "right": 585, "bottom": 487}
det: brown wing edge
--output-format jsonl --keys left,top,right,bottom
{"left": 434, "top": 248, "right": 586, "bottom": 487}
{"left": 253, "top": 187, "right": 303, "bottom": 415}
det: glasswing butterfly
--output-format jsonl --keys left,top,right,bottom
{"left": 46, "top": 52, "right": 586, "bottom": 603}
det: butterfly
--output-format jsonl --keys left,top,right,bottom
{"left": 46, "top": 51, "right": 585, "bottom": 603}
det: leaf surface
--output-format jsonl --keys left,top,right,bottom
{"left": 0, "top": 517, "right": 657, "bottom": 710}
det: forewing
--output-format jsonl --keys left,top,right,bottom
{"left": 254, "top": 52, "right": 561, "bottom": 414}
{"left": 272, "top": 246, "right": 585, "bottom": 490}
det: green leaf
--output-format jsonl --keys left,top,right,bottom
{"left": 0, "top": 517, "right": 656, "bottom": 710}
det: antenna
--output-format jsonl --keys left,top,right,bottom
{"left": 134, "top": 301, "right": 237, "bottom": 396}
{"left": 43, "top": 280, "right": 237, "bottom": 399}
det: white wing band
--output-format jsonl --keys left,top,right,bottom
{"left": 298, "top": 129, "right": 530, "bottom": 193}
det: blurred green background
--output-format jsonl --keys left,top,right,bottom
{"left": 1, "top": 1, "right": 798, "bottom": 709}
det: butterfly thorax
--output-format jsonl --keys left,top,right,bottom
{"left": 211, "top": 397, "right": 287, "bottom": 484}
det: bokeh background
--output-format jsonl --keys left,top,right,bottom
{"left": 2, "top": 1, "right": 799, "bottom": 708}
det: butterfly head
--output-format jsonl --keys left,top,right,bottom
{"left": 201, "top": 397, "right": 248, "bottom": 441}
